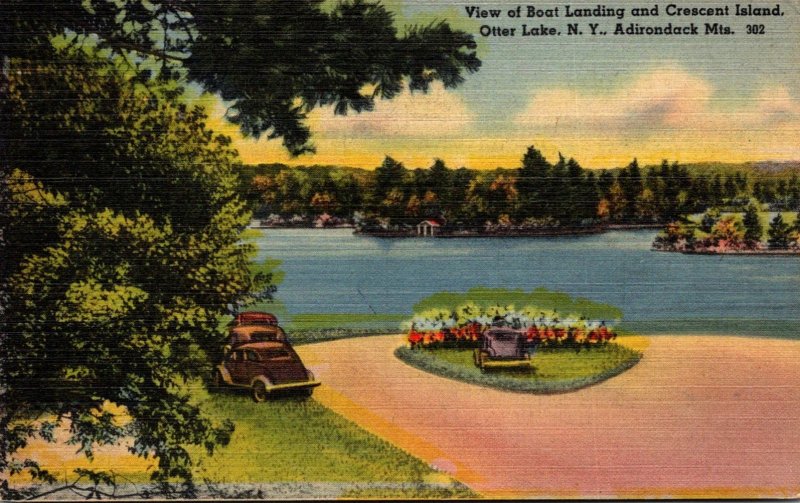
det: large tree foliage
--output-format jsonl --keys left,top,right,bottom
{"left": 2, "top": 49, "right": 264, "bottom": 493}
{"left": 1, "top": 0, "right": 481, "bottom": 496}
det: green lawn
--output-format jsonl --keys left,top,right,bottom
{"left": 186, "top": 386, "right": 475, "bottom": 498}
{"left": 284, "top": 313, "right": 406, "bottom": 345}
{"left": 395, "top": 344, "right": 641, "bottom": 394}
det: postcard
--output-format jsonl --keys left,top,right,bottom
{"left": 3, "top": 0, "right": 799, "bottom": 499}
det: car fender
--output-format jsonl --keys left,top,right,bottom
{"left": 250, "top": 375, "right": 273, "bottom": 389}
{"left": 215, "top": 364, "right": 234, "bottom": 385}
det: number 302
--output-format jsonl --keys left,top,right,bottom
{"left": 746, "top": 24, "right": 765, "bottom": 34}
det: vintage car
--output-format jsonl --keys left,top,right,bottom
{"left": 216, "top": 312, "right": 318, "bottom": 401}
{"left": 473, "top": 326, "right": 533, "bottom": 372}
{"left": 214, "top": 341, "right": 320, "bottom": 402}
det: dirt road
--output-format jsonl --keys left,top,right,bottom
{"left": 297, "top": 335, "right": 800, "bottom": 498}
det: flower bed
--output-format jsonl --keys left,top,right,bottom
{"left": 405, "top": 303, "right": 618, "bottom": 351}
{"left": 395, "top": 292, "right": 642, "bottom": 393}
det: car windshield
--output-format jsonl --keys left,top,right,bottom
{"left": 250, "top": 331, "right": 278, "bottom": 342}
{"left": 490, "top": 332, "right": 514, "bottom": 341}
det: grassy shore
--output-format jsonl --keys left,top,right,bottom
{"left": 395, "top": 343, "right": 642, "bottom": 394}
{"left": 285, "top": 313, "right": 405, "bottom": 345}
{"left": 12, "top": 383, "right": 476, "bottom": 499}
{"left": 184, "top": 385, "right": 475, "bottom": 498}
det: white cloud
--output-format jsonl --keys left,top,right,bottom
{"left": 513, "top": 65, "right": 800, "bottom": 136}
{"left": 311, "top": 82, "right": 475, "bottom": 138}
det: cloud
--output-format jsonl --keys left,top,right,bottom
{"left": 513, "top": 65, "right": 800, "bottom": 137}
{"left": 310, "top": 82, "right": 475, "bottom": 138}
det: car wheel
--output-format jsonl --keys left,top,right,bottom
{"left": 212, "top": 370, "right": 224, "bottom": 390}
{"left": 477, "top": 351, "right": 487, "bottom": 373}
{"left": 251, "top": 381, "right": 268, "bottom": 403}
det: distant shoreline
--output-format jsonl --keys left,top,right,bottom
{"left": 250, "top": 223, "right": 663, "bottom": 237}
{"left": 657, "top": 249, "right": 800, "bottom": 256}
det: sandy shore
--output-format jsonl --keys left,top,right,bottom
{"left": 298, "top": 334, "right": 800, "bottom": 499}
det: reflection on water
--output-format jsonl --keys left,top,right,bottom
{"left": 254, "top": 228, "right": 800, "bottom": 335}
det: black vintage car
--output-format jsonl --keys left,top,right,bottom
{"left": 473, "top": 326, "right": 532, "bottom": 372}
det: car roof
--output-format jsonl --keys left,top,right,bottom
{"left": 485, "top": 327, "right": 524, "bottom": 336}
{"left": 230, "top": 325, "right": 284, "bottom": 335}
{"left": 234, "top": 341, "right": 291, "bottom": 351}
{"left": 228, "top": 311, "right": 279, "bottom": 326}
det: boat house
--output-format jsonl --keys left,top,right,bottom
{"left": 416, "top": 219, "right": 441, "bottom": 236}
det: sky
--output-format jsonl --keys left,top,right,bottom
{"left": 204, "top": 0, "right": 800, "bottom": 170}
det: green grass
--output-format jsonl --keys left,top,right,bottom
{"left": 285, "top": 313, "right": 405, "bottom": 331}
{"left": 186, "top": 387, "right": 475, "bottom": 498}
{"left": 621, "top": 319, "right": 800, "bottom": 339}
{"left": 284, "top": 313, "right": 406, "bottom": 346}
{"left": 412, "top": 287, "right": 622, "bottom": 321}
{"left": 395, "top": 344, "right": 641, "bottom": 394}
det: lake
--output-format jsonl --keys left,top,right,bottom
{"left": 254, "top": 228, "right": 800, "bottom": 337}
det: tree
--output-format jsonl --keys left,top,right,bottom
{"left": 724, "top": 176, "right": 738, "bottom": 201}
{"left": 580, "top": 171, "right": 600, "bottom": 222}
{"left": 688, "top": 175, "right": 711, "bottom": 213}
{"left": 449, "top": 168, "right": 476, "bottom": 223}
{"left": 335, "top": 174, "right": 364, "bottom": 218}
{"left": 488, "top": 175, "right": 518, "bottom": 219}
{"left": 462, "top": 178, "right": 490, "bottom": 227}
{"left": 427, "top": 159, "right": 453, "bottom": 218}
{"left": 659, "top": 160, "right": 683, "bottom": 220}
{"left": 742, "top": 204, "right": 763, "bottom": 244}
{"left": 516, "top": 146, "right": 550, "bottom": 219}
{"left": 380, "top": 188, "right": 407, "bottom": 225}
{"left": 2, "top": 0, "right": 481, "bottom": 494}
{"left": 563, "top": 157, "right": 585, "bottom": 223}
{"left": 635, "top": 188, "right": 659, "bottom": 222}
{"left": 767, "top": 213, "right": 791, "bottom": 249}
{"left": 711, "top": 174, "right": 724, "bottom": 206}
{"left": 700, "top": 208, "right": 721, "bottom": 233}
{"left": 788, "top": 173, "right": 800, "bottom": 210}
{"left": 546, "top": 153, "right": 567, "bottom": 220}
{"left": 597, "top": 170, "right": 615, "bottom": 198}
{"left": 710, "top": 215, "right": 745, "bottom": 245}
{"left": 311, "top": 192, "right": 337, "bottom": 215}
{"left": 4, "top": 50, "right": 269, "bottom": 491}
{"left": 372, "top": 156, "right": 408, "bottom": 210}
{"left": 606, "top": 182, "right": 627, "bottom": 222}
{"left": 618, "top": 159, "right": 643, "bottom": 220}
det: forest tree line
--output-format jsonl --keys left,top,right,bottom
{"left": 244, "top": 147, "right": 800, "bottom": 229}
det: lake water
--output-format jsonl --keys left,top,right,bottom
{"left": 254, "top": 228, "right": 800, "bottom": 336}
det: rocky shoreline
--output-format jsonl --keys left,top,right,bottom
{"left": 353, "top": 224, "right": 660, "bottom": 238}
{"left": 659, "top": 249, "right": 800, "bottom": 256}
